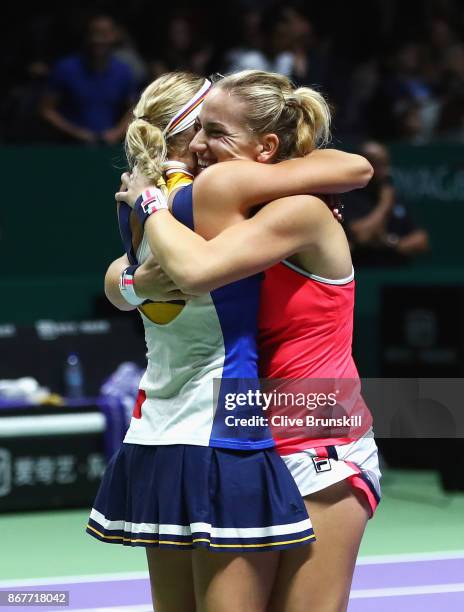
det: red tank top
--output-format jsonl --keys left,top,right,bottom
{"left": 258, "top": 261, "right": 371, "bottom": 455}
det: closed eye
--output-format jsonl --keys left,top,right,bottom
{"left": 206, "top": 129, "right": 225, "bottom": 137}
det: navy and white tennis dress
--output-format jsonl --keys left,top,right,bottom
{"left": 87, "top": 183, "right": 314, "bottom": 551}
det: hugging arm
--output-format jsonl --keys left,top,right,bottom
{"left": 113, "top": 148, "right": 371, "bottom": 296}
{"left": 105, "top": 255, "right": 136, "bottom": 311}
{"left": 118, "top": 149, "right": 372, "bottom": 212}
{"left": 104, "top": 253, "right": 192, "bottom": 311}
{"left": 143, "top": 194, "right": 332, "bottom": 294}
{"left": 194, "top": 148, "right": 373, "bottom": 214}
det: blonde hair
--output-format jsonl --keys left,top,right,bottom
{"left": 125, "top": 72, "right": 205, "bottom": 182}
{"left": 216, "top": 70, "right": 331, "bottom": 160}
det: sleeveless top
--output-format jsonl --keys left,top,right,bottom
{"left": 120, "top": 179, "right": 273, "bottom": 450}
{"left": 258, "top": 261, "right": 371, "bottom": 454}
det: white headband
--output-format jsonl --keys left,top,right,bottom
{"left": 163, "top": 79, "right": 212, "bottom": 139}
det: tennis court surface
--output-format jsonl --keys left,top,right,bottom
{"left": 1, "top": 470, "right": 463, "bottom": 611}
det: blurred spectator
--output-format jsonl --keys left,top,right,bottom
{"left": 367, "top": 43, "right": 440, "bottom": 141}
{"left": 0, "top": 13, "right": 58, "bottom": 142}
{"left": 341, "top": 59, "right": 380, "bottom": 138}
{"left": 113, "top": 25, "right": 147, "bottom": 87}
{"left": 425, "top": 17, "right": 458, "bottom": 71}
{"left": 4, "top": 1, "right": 464, "bottom": 145}
{"left": 434, "top": 44, "right": 464, "bottom": 140}
{"left": 1, "top": 61, "right": 51, "bottom": 143}
{"left": 283, "top": 6, "right": 329, "bottom": 87}
{"left": 224, "top": 11, "right": 265, "bottom": 73}
{"left": 343, "top": 141, "right": 430, "bottom": 266}
{"left": 395, "top": 102, "right": 428, "bottom": 144}
{"left": 148, "top": 16, "right": 213, "bottom": 80}
{"left": 224, "top": 6, "right": 294, "bottom": 76}
{"left": 39, "top": 14, "right": 137, "bottom": 145}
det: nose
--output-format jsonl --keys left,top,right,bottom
{"left": 189, "top": 129, "right": 207, "bottom": 154}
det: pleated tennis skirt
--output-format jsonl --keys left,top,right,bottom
{"left": 86, "top": 443, "right": 315, "bottom": 552}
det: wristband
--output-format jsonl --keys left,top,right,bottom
{"left": 119, "top": 265, "right": 145, "bottom": 306}
{"left": 134, "top": 187, "right": 169, "bottom": 227}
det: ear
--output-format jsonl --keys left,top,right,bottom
{"left": 255, "top": 133, "right": 280, "bottom": 163}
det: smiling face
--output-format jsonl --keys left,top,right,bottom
{"left": 189, "top": 88, "right": 273, "bottom": 169}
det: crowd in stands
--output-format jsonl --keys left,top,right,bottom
{"left": 2, "top": 0, "right": 464, "bottom": 145}
{"left": 1, "top": 0, "right": 438, "bottom": 266}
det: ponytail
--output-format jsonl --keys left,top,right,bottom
{"left": 286, "top": 87, "right": 331, "bottom": 154}
{"left": 125, "top": 118, "right": 167, "bottom": 183}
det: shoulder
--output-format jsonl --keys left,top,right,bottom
{"left": 192, "top": 161, "right": 260, "bottom": 216}
{"left": 193, "top": 162, "right": 239, "bottom": 198}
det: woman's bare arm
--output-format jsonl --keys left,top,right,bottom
{"left": 105, "top": 255, "right": 136, "bottom": 311}
{"left": 119, "top": 149, "right": 372, "bottom": 212}
{"left": 193, "top": 149, "right": 373, "bottom": 215}
{"left": 139, "top": 194, "right": 334, "bottom": 294}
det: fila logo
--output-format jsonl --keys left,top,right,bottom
{"left": 312, "top": 456, "right": 332, "bottom": 473}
